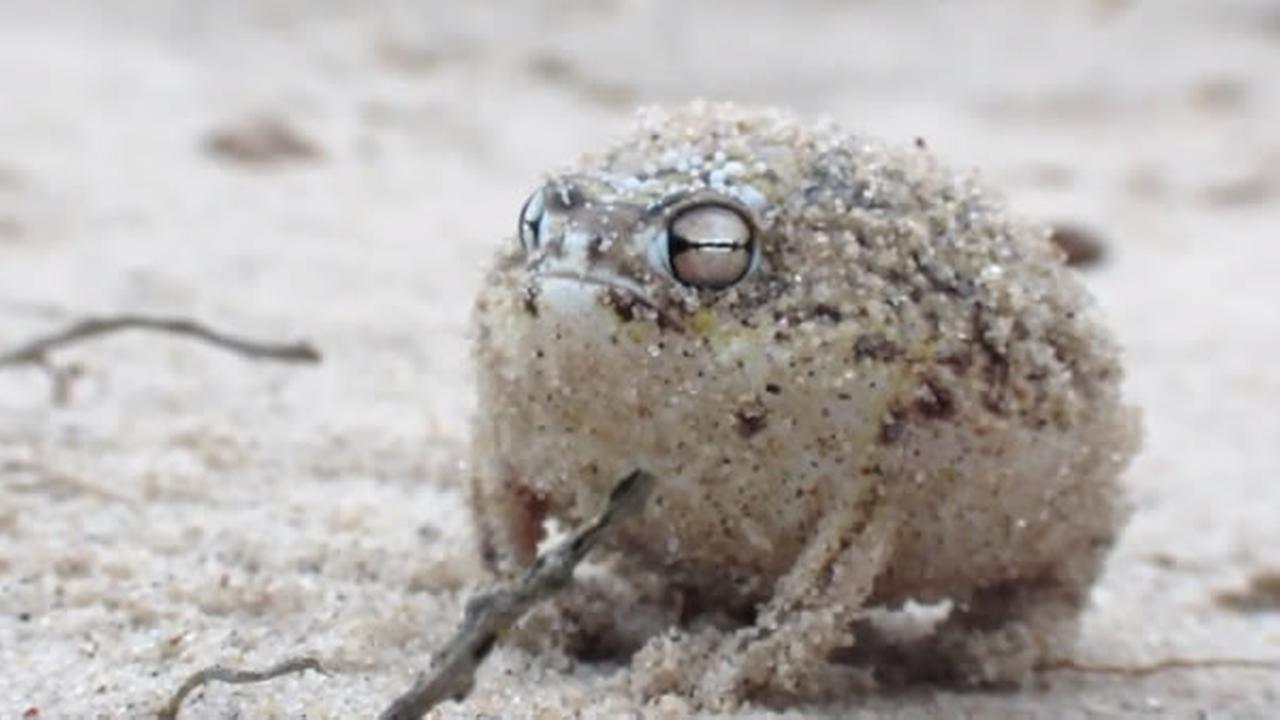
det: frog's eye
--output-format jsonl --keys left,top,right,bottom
{"left": 666, "top": 203, "right": 755, "bottom": 289}
{"left": 518, "top": 188, "right": 545, "bottom": 251}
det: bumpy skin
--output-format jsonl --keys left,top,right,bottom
{"left": 470, "top": 103, "right": 1140, "bottom": 705}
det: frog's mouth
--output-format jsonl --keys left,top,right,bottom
{"left": 533, "top": 270, "right": 686, "bottom": 333}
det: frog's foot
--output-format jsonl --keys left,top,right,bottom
{"left": 548, "top": 562, "right": 688, "bottom": 660}
{"left": 883, "top": 549, "right": 1108, "bottom": 688}
{"left": 631, "top": 501, "right": 895, "bottom": 708}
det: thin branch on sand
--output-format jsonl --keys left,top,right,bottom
{"left": 0, "top": 314, "right": 320, "bottom": 403}
{"left": 379, "top": 468, "right": 655, "bottom": 720}
{"left": 157, "top": 657, "right": 326, "bottom": 720}
{"left": 153, "top": 469, "right": 654, "bottom": 720}
{"left": 0, "top": 314, "right": 321, "bottom": 367}
{"left": 1040, "top": 655, "right": 1280, "bottom": 678}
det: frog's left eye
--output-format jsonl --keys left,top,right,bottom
{"left": 518, "top": 188, "right": 545, "bottom": 251}
{"left": 665, "top": 203, "right": 755, "bottom": 289}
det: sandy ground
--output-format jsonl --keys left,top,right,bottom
{"left": 2, "top": 1, "right": 1279, "bottom": 717}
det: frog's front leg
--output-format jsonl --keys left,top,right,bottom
{"left": 632, "top": 495, "right": 897, "bottom": 708}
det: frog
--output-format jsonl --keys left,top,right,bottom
{"left": 468, "top": 102, "right": 1140, "bottom": 706}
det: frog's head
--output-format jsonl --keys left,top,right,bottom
{"left": 509, "top": 169, "right": 775, "bottom": 333}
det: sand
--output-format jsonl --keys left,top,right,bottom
{"left": 1, "top": 1, "right": 1277, "bottom": 717}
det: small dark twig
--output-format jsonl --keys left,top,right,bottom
{"left": 157, "top": 657, "right": 326, "bottom": 720}
{"left": 379, "top": 469, "right": 656, "bottom": 720}
{"left": 152, "top": 471, "right": 651, "bottom": 719}
{"left": 1040, "top": 655, "right": 1280, "bottom": 678}
{"left": 0, "top": 314, "right": 321, "bottom": 368}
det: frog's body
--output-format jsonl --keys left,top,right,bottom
{"left": 469, "top": 103, "right": 1139, "bottom": 704}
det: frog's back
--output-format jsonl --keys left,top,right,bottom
{"left": 591, "top": 104, "right": 1128, "bottom": 431}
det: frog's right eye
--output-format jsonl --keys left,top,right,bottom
{"left": 518, "top": 188, "right": 545, "bottom": 251}
{"left": 664, "top": 202, "right": 756, "bottom": 290}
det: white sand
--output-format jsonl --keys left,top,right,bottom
{"left": 1, "top": 1, "right": 1277, "bottom": 717}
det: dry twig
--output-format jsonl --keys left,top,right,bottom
{"left": 1041, "top": 655, "right": 1280, "bottom": 677}
{"left": 152, "top": 469, "right": 653, "bottom": 720}
{"left": 379, "top": 468, "right": 656, "bottom": 720}
{"left": 157, "top": 657, "right": 326, "bottom": 720}
{"left": 0, "top": 314, "right": 320, "bottom": 403}
{"left": 0, "top": 314, "right": 321, "bottom": 367}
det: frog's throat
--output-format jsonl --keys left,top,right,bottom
{"left": 533, "top": 270, "right": 686, "bottom": 333}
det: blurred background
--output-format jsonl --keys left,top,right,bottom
{"left": 2, "top": 1, "right": 1278, "bottom": 717}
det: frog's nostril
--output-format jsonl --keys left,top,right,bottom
{"left": 557, "top": 229, "right": 606, "bottom": 263}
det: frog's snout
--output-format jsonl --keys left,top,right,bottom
{"left": 529, "top": 272, "right": 685, "bottom": 332}
{"left": 530, "top": 273, "right": 616, "bottom": 319}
